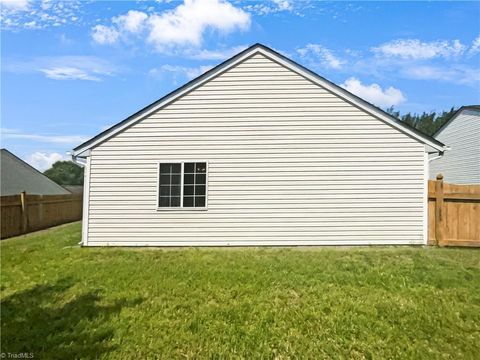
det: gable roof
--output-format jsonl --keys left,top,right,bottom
{"left": 73, "top": 43, "right": 446, "bottom": 156}
{"left": 0, "top": 149, "right": 71, "bottom": 196}
{"left": 432, "top": 105, "right": 480, "bottom": 138}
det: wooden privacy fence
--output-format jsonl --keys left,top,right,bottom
{"left": 429, "top": 175, "right": 480, "bottom": 247}
{"left": 1, "top": 180, "right": 478, "bottom": 245}
{"left": 1, "top": 192, "right": 83, "bottom": 239}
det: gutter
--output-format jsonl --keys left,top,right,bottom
{"left": 67, "top": 151, "right": 87, "bottom": 167}
{"left": 428, "top": 146, "right": 450, "bottom": 163}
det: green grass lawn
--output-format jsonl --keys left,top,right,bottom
{"left": 1, "top": 222, "right": 479, "bottom": 359}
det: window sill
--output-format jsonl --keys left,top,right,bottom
{"left": 156, "top": 207, "right": 208, "bottom": 211}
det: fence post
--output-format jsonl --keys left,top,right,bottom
{"left": 434, "top": 174, "right": 444, "bottom": 246}
{"left": 20, "top": 191, "right": 28, "bottom": 234}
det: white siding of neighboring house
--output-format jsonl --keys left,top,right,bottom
{"left": 430, "top": 109, "right": 480, "bottom": 184}
{"left": 84, "top": 53, "right": 427, "bottom": 246}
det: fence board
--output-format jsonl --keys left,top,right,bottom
{"left": 428, "top": 175, "right": 480, "bottom": 247}
{"left": 1, "top": 193, "right": 83, "bottom": 239}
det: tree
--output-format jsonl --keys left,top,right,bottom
{"left": 44, "top": 161, "right": 84, "bottom": 185}
{"left": 386, "top": 106, "right": 458, "bottom": 136}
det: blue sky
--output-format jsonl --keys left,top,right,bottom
{"left": 1, "top": 0, "right": 479, "bottom": 170}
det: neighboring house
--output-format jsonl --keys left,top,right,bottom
{"left": 72, "top": 44, "right": 446, "bottom": 247}
{"left": 0, "top": 149, "right": 70, "bottom": 196}
{"left": 429, "top": 106, "right": 480, "bottom": 184}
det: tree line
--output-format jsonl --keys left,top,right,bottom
{"left": 386, "top": 106, "right": 458, "bottom": 136}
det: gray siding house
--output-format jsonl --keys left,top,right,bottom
{"left": 73, "top": 44, "right": 446, "bottom": 247}
{"left": 0, "top": 149, "right": 70, "bottom": 196}
{"left": 429, "top": 106, "right": 480, "bottom": 184}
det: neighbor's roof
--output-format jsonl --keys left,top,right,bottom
{"left": 73, "top": 43, "right": 446, "bottom": 156}
{"left": 432, "top": 105, "right": 480, "bottom": 137}
{"left": 0, "top": 149, "right": 71, "bottom": 196}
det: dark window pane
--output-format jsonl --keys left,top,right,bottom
{"left": 195, "top": 185, "right": 205, "bottom": 195}
{"left": 171, "top": 186, "right": 181, "bottom": 196}
{"left": 195, "top": 196, "right": 206, "bottom": 207}
{"left": 184, "top": 174, "right": 194, "bottom": 184}
{"left": 160, "top": 164, "right": 171, "bottom": 173}
{"left": 159, "top": 196, "right": 170, "bottom": 207}
{"left": 160, "top": 175, "right": 171, "bottom": 185}
{"left": 184, "top": 185, "right": 194, "bottom": 196}
{"left": 160, "top": 186, "right": 170, "bottom": 196}
{"left": 196, "top": 163, "right": 207, "bottom": 173}
{"left": 171, "top": 175, "right": 181, "bottom": 185}
{"left": 183, "top": 196, "right": 194, "bottom": 207}
{"left": 171, "top": 164, "right": 181, "bottom": 173}
{"left": 171, "top": 197, "right": 180, "bottom": 207}
{"left": 196, "top": 174, "right": 206, "bottom": 184}
{"left": 184, "top": 162, "right": 194, "bottom": 173}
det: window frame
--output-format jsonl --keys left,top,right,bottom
{"left": 156, "top": 160, "right": 208, "bottom": 211}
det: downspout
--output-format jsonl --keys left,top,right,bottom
{"left": 68, "top": 151, "right": 88, "bottom": 245}
{"left": 69, "top": 152, "right": 86, "bottom": 166}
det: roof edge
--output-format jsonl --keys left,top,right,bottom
{"left": 73, "top": 43, "right": 446, "bottom": 155}
{"left": 432, "top": 105, "right": 480, "bottom": 138}
{"left": 0, "top": 148, "right": 72, "bottom": 194}
{"left": 73, "top": 44, "right": 262, "bottom": 153}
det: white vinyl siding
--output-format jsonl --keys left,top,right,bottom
{"left": 85, "top": 53, "right": 426, "bottom": 246}
{"left": 429, "top": 109, "right": 480, "bottom": 184}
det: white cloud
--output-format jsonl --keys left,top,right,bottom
{"left": 244, "top": 0, "right": 295, "bottom": 15}
{"left": 469, "top": 34, "right": 480, "bottom": 55}
{"left": 341, "top": 77, "right": 406, "bottom": 107}
{"left": 25, "top": 152, "right": 66, "bottom": 171}
{"left": 113, "top": 10, "right": 148, "bottom": 33}
{"left": 403, "top": 65, "right": 480, "bottom": 86}
{"left": 147, "top": 0, "right": 250, "bottom": 50}
{"left": 149, "top": 64, "right": 212, "bottom": 81}
{"left": 272, "top": 0, "right": 293, "bottom": 11}
{"left": 0, "top": 0, "right": 30, "bottom": 10}
{"left": 39, "top": 67, "right": 101, "bottom": 81}
{"left": 297, "top": 43, "right": 345, "bottom": 70}
{"left": 343, "top": 35, "right": 480, "bottom": 88}
{"left": 92, "top": 0, "right": 250, "bottom": 53}
{"left": 91, "top": 24, "right": 120, "bottom": 45}
{"left": 4, "top": 56, "right": 117, "bottom": 81}
{"left": 372, "top": 39, "right": 467, "bottom": 60}
{"left": 1, "top": 0, "right": 83, "bottom": 30}
{"left": 2, "top": 129, "right": 89, "bottom": 144}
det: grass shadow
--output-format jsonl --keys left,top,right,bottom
{"left": 1, "top": 278, "right": 143, "bottom": 359}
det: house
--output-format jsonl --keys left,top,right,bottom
{"left": 0, "top": 149, "right": 70, "bottom": 196}
{"left": 429, "top": 106, "right": 480, "bottom": 184}
{"left": 72, "top": 44, "right": 446, "bottom": 247}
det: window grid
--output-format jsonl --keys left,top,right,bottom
{"left": 158, "top": 163, "right": 181, "bottom": 208}
{"left": 158, "top": 161, "right": 207, "bottom": 209}
{"left": 183, "top": 162, "right": 206, "bottom": 208}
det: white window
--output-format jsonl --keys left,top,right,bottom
{"left": 158, "top": 162, "right": 207, "bottom": 209}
